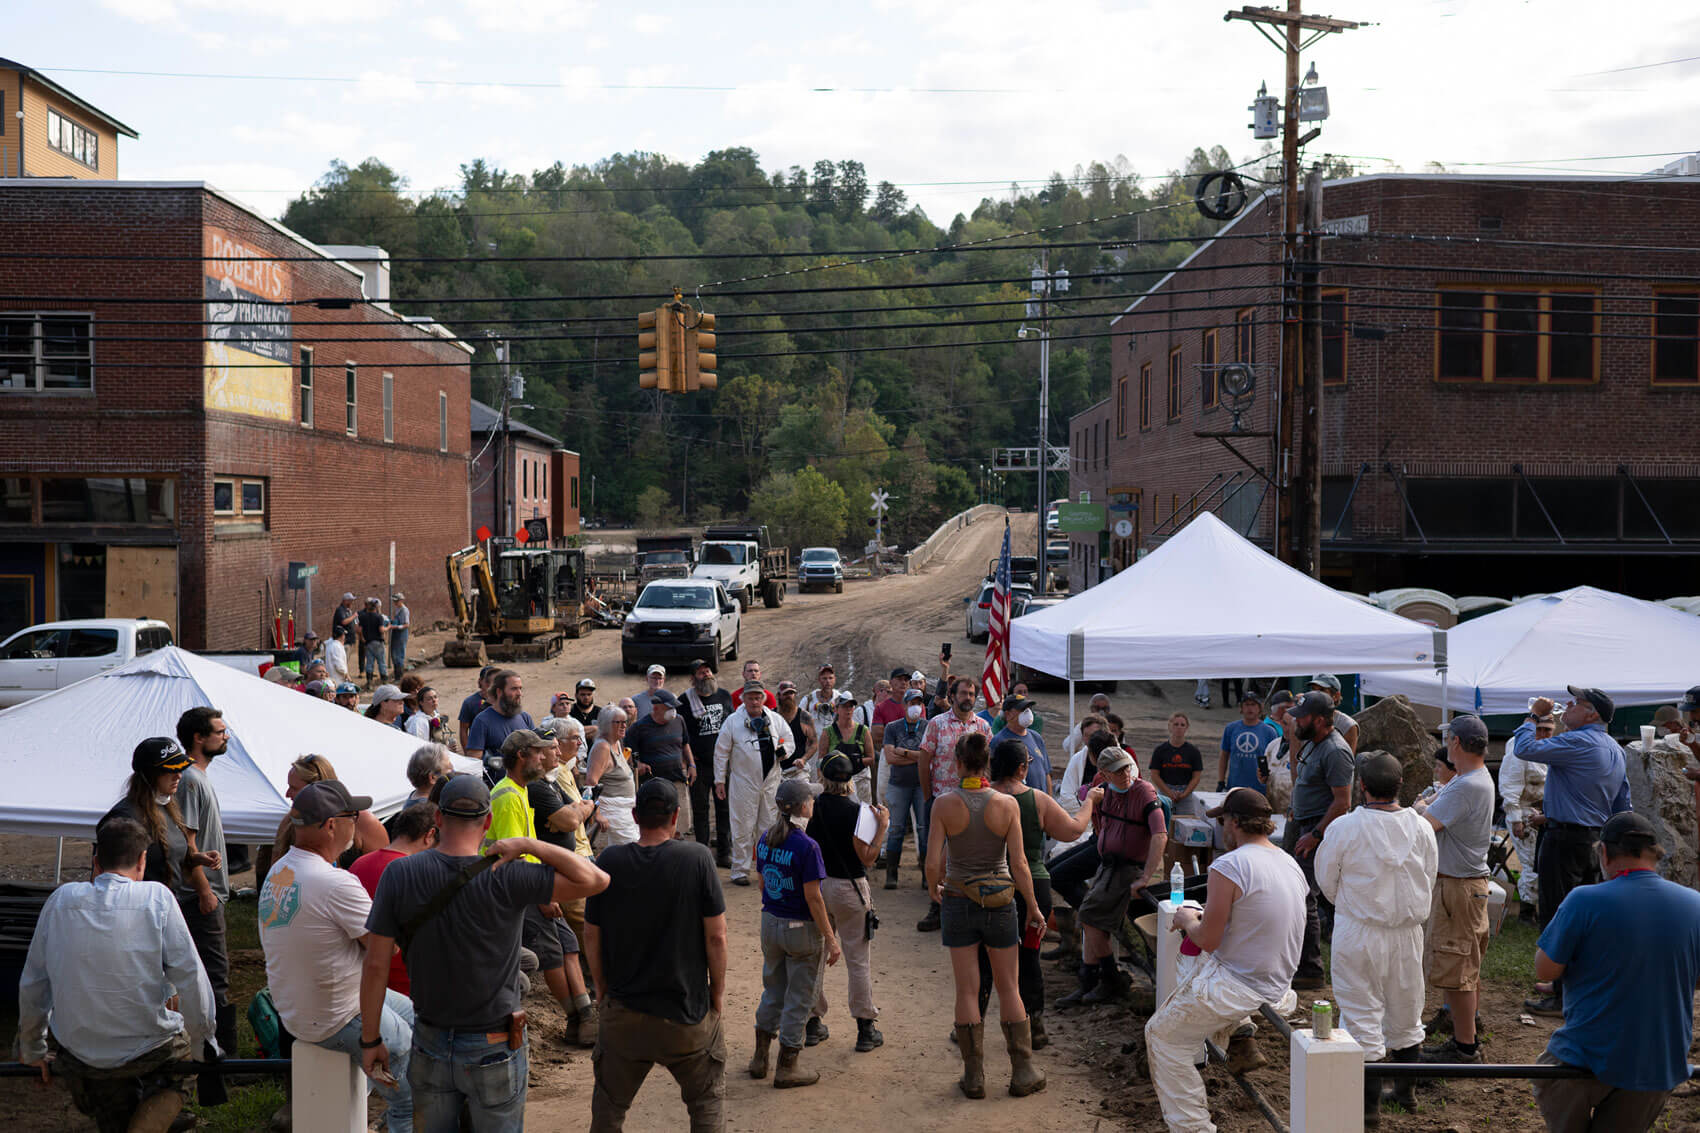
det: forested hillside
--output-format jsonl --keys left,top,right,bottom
{"left": 280, "top": 145, "right": 1244, "bottom": 549}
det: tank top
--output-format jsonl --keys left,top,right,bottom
{"left": 1015, "top": 788, "right": 1048, "bottom": 880}
{"left": 946, "top": 786, "right": 1010, "bottom": 884}
{"left": 597, "top": 742, "right": 636, "bottom": 801}
{"left": 785, "top": 710, "right": 809, "bottom": 761}
{"left": 825, "top": 723, "right": 868, "bottom": 772}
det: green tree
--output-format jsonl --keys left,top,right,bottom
{"left": 751, "top": 467, "right": 848, "bottom": 550}
{"left": 634, "top": 485, "right": 670, "bottom": 530}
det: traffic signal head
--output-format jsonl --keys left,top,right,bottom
{"left": 685, "top": 311, "right": 716, "bottom": 392}
{"left": 637, "top": 307, "right": 671, "bottom": 391}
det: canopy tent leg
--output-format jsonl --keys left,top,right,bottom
{"left": 1069, "top": 680, "right": 1076, "bottom": 735}
{"left": 54, "top": 837, "right": 63, "bottom": 885}
{"left": 1439, "top": 666, "right": 1450, "bottom": 725}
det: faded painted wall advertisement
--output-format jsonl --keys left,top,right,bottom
{"left": 204, "top": 226, "right": 292, "bottom": 420}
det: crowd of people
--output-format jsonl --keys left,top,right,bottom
{"left": 14, "top": 651, "right": 1700, "bottom": 1133}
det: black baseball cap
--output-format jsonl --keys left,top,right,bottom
{"left": 1291, "top": 690, "right": 1335, "bottom": 719}
{"left": 690, "top": 658, "right": 712, "bottom": 672}
{"left": 133, "top": 736, "right": 192, "bottom": 775}
{"left": 821, "top": 752, "right": 856, "bottom": 783}
{"left": 635, "top": 777, "right": 679, "bottom": 820}
{"left": 439, "top": 775, "right": 492, "bottom": 818}
{"left": 1268, "top": 689, "right": 1295, "bottom": 709}
{"left": 1002, "top": 694, "right": 1035, "bottom": 713}
{"left": 1600, "top": 811, "right": 1659, "bottom": 855}
{"left": 1679, "top": 686, "right": 1700, "bottom": 713}
{"left": 1206, "top": 786, "right": 1273, "bottom": 821}
{"left": 291, "top": 779, "right": 373, "bottom": 826}
{"left": 651, "top": 689, "right": 680, "bottom": 708}
{"left": 1567, "top": 685, "right": 1615, "bottom": 724}
{"left": 1239, "top": 691, "right": 1263, "bottom": 705}
{"left": 890, "top": 667, "right": 911, "bottom": 682}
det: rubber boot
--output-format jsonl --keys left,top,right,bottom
{"left": 1388, "top": 1045, "right": 1420, "bottom": 1110}
{"left": 1042, "top": 908, "right": 1077, "bottom": 962}
{"left": 1029, "top": 1012, "right": 1048, "bottom": 1051}
{"left": 916, "top": 902, "right": 941, "bottom": 932}
{"left": 748, "top": 1029, "right": 775, "bottom": 1079}
{"left": 774, "top": 1044, "right": 818, "bottom": 1089}
{"left": 955, "top": 1023, "right": 986, "bottom": 1098}
{"left": 1055, "top": 962, "right": 1100, "bottom": 1009}
{"left": 1364, "top": 1062, "right": 1384, "bottom": 1128}
{"left": 1001, "top": 1018, "right": 1048, "bottom": 1097}
{"left": 1081, "top": 957, "right": 1127, "bottom": 1004}
{"left": 855, "top": 1017, "right": 884, "bottom": 1052}
{"left": 128, "top": 1089, "right": 187, "bottom": 1133}
{"left": 884, "top": 848, "right": 900, "bottom": 890}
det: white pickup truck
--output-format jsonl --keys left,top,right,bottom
{"left": 621, "top": 579, "right": 741, "bottom": 673}
{"left": 691, "top": 524, "right": 790, "bottom": 610}
{"left": 0, "top": 618, "right": 278, "bottom": 708}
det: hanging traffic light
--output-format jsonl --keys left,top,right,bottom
{"left": 685, "top": 311, "right": 716, "bottom": 391}
{"left": 637, "top": 306, "right": 673, "bottom": 392}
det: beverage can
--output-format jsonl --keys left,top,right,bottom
{"left": 1312, "top": 1000, "right": 1333, "bottom": 1039}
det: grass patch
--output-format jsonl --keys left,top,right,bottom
{"left": 1481, "top": 914, "right": 1539, "bottom": 985}
{"left": 190, "top": 1081, "right": 285, "bottom": 1132}
{"left": 226, "top": 893, "right": 260, "bottom": 953}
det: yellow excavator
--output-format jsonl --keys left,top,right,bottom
{"left": 443, "top": 542, "right": 593, "bottom": 666}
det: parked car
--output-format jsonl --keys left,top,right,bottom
{"left": 621, "top": 578, "right": 741, "bottom": 673}
{"left": 985, "top": 555, "right": 1041, "bottom": 587}
{"left": 963, "top": 580, "right": 1034, "bottom": 643}
{"left": 1007, "top": 595, "right": 1115, "bottom": 692}
{"left": 797, "top": 546, "right": 845, "bottom": 593}
{"left": 0, "top": 618, "right": 173, "bottom": 708}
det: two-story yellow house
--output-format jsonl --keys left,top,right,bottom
{"left": 0, "top": 58, "right": 138, "bottom": 179}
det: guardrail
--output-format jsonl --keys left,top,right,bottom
{"left": 904, "top": 504, "right": 1003, "bottom": 574}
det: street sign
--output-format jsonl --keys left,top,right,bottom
{"left": 524, "top": 517, "right": 550, "bottom": 544}
{"left": 476, "top": 524, "right": 492, "bottom": 542}
{"left": 285, "top": 562, "right": 318, "bottom": 590}
{"left": 1113, "top": 518, "right": 1134, "bottom": 538}
{"left": 514, "top": 527, "right": 531, "bottom": 545}
{"left": 1056, "top": 502, "right": 1107, "bottom": 533}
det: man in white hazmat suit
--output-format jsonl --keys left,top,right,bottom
{"left": 713, "top": 680, "right": 796, "bottom": 887}
{"left": 1315, "top": 751, "right": 1437, "bottom": 1127}
{"left": 1500, "top": 715, "right": 1551, "bottom": 925}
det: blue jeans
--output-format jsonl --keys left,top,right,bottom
{"left": 883, "top": 781, "right": 927, "bottom": 863}
{"left": 755, "top": 912, "right": 823, "bottom": 1050}
{"left": 389, "top": 627, "right": 409, "bottom": 674}
{"left": 409, "top": 1021, "right": 527, "bottom": 1133}
{"left": 363, "top": 640, "right": 388, "bottom": 679}
{"left": 320, "top": 989, "right": 414, "bottom": 1133}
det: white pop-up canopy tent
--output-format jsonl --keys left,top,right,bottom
{"left": 1011, "top": 513, "right": 1444, "bottom": 718}
{"left": 0, "top": 646, "right": 477, "bottom": 840}
{"left": 1362, "top": 585, "right": 1700, "bottom": 715}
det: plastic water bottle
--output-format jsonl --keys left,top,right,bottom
{"left": 1169, "top": 863, "right": 1184, "bottom": 907}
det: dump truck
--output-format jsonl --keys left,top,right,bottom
{"left": 692, "top": 525, "right": 790, "bottom": 610}
{"left": 443, "top": 541, "right": 595, "bottom": 666}
{"left": 635, "top": 533, "right": 696, "bottom": 582}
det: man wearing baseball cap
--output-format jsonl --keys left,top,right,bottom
{"left": 715, "top": 680, "right": 798, "bottom": 885}
{"left": 802, "top": 662, "right": 839, "bottom": 734}
{"left": 258, "top": 781, "right": 416, "bottom": 1131}
{"left": 1514, "top": 689, "right": 1632, "bottom": 1016}
{"left": 1316, "top": 753, "right": 1438, "bottom": 1121}
{"left": 568, "top": 677, "right": 603, "bottom": 746}
{"left": 1284, "top": 691, "right": 1354, "bottom": 989}
{"left": 362, "top": 776, "right": 609, "bottom": 1127}
{"left": 632, "top": 664, "right": 669, "bottom": 722}
{"left": 1412, "top": 715, "right": 1496, "bottom": 1064}
{"left": 1147, "top": 787, "right": 1307, "bottom": 1132}
{"left": 358, "top": 597, "right": 390, "bottom": 687}
{"left": 388, "top": 592, "right": 411, "bottom": 675}
{"left": 1307, "top": 674, "right": 1361, "bottom": 753}
{"left": 681, "top": 657, "right": 736, "bottom": 866}
{"left": 629, "top": 688, "right": 695, "bottom": 838}
{"left": 1531, "top": 811, "right": 1700, "bottom": 1132}
{"left": 332, "top": 592, "right": 358, "bottom": 655}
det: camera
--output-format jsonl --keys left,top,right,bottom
{"left": 865, "top": 909, "right": 880, "bottom": 941}
{"left": 1257, "top": 754, "right": 1269, "bottom": 778}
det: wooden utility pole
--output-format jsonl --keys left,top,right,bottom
{"left": 1300, "top": 162, "right": 1324, "bottom": 578}
{"left": 1224, "top": 3, "right": 1359, "bottom": 574}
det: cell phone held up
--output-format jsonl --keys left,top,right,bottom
{"left": 941, "top": 642, "right": 952, "bottom": 661}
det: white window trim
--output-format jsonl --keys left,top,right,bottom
{"left": 212, "top": 477, "right": 236, "bottom": 516}
{"left": 214, "top": 475, "right": 268, "bottom": 521}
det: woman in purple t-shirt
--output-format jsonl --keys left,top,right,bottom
{"left": 749, "top": 778, "right": 841, "bottom": 1088}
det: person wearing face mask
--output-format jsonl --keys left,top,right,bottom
{"left": 715, "top": 682, "right": 798, "bottom": 886}
{"left": 102, "top": 738, "right": 221, "bottom": 892}
{"left": 816, "top": 692, "right": 878, "bottom": 805}
{"left": 880, "top": 689, "right": 932, "bottom": 890}
{"left": 751, "top": 778, "right": 841, "bottom": 1088}
{"left": 627, "top": 689, "right": 695, "bottom": 839}
{"left": 915, "top": 676, "right": 994, "bottom": 933}
{"left": 991, "top": 694, "right": 1052, "bottom": 793}
{"left": 681, "top": 658, "right": 736, "bottom": 867}
{"left": 1283, "top": 690, "right": 1355, "bottom": 991}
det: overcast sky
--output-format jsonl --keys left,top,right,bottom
{"left": 13, "top": 0, "right": 1700, "bottom": 224}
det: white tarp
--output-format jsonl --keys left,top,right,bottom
{"left": 1010, "top": 512, "right": 1441, "bottom": 680}
{"left": 1362, "top": 585, "right": 1700, "bottom": 715}
{"left": 0, "top": 646, "right": 476, "bottom": 840}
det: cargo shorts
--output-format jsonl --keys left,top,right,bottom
{"left": 1426, "top": 875, "right": 1490, "bottom": 991}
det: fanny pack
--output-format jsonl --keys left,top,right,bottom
{"left": 948, "top": 872, "right": 1016, "bottom": 909}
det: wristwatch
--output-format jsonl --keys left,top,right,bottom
{"left": 360, "top": 1036, "right": 383, "bottom": 1049}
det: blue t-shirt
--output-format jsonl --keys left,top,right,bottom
{"left": 755, "top": 827, "right": 825, "bottom": 921}
{"left": 1540, "top": 870, "right": 1700, "bottom": 1091}
{"left": 990, "top": 726, "right": 1051, "bottom": 791}
{"left": 467, "top": 707, "right": 537, "bottom": 785}
{"left": 1221, "top": 719, "right": 1281, "bottom": 792}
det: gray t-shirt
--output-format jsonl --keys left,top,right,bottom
{"left": 1426, "top": 766, "right": 1494, "bottom": 878}
{"left": 175, "top": 765, "right": 227, "bottom": 902}
{"left": 1291, "top": 732, "right": 1354, "bottom": 821}
{"left": 627, "top": 714, "right": 689, "bottom": 779}
{"left": 366, "top": 849, "right": 556, "bottom": 1032}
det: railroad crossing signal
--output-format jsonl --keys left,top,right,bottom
{"left": 870, "top": 489, "right": 890, "bottom": 515}
{"left": 638, "top": 289, "right": 717, "bottom": 394}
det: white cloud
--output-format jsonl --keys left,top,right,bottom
{"left": 464, "top": 0, "right": 592, "bottom": 34}
{"left": 99, "top": 0, "right": 180, "bottom": 25}
{"left": 422, "top": 15, "right": 462, "bottom": 41}
{"left": 631, "top": 12, "right": 664, "bottom": 36}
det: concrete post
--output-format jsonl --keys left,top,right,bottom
{"left": 1155, "top": 899, "right": 1206, "bottom": 1065}
{"left": 292, "top": 1041, "right": 367, "bottom": 1133}
{"left": 1289, "top": 1027, "right": 1364, "bottom": 1133}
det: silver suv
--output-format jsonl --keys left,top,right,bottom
{"left": 798, "top": 547, "right": 844, "bottom": 594}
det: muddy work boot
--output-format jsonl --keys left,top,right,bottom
{"left": 773, "top": 1044, "right": 818, "bottom": 1088}
{"left": 1001, "top": 1018, "right": 1048, "bottom": 1097}
{"left": 1029, "top": 1012, "right": 1049, "bottom": 1051}
{"left": 748, "top": 1029, "right": 775, "bottom": 1079}
{"left": 1364, "top": 1063, "right": 1384, "bottom": 1128}
{"left": 1224, "top": 1032, "right": 1267, "bottom": 1075}
{"left": 884, "top": 850, "right": 901, "bottom": 890}
{"left": 1387, "top": 1044, "right": 1420, "bottom": 1110}
{"left": 855, "top": 1017, "right": 884, "bottom": 1052}
{"left": 955, "top": 1023, "right": 986, "bottom": 1098}
{"left": 1081, "top": 957, "right": 1130, "bottom": 1004}
{"left": 1055, "top": 962, "right": 1100, "bottom": 1009}
{"left": 804, "top": 1016, "right": 829, "bottom": 1046}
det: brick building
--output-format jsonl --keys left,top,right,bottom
{"left": 0, "top": 57, "right": 137, "bottom": 181}
{"left": 0, "top": 180, "right": 472, "bottom": 647}
{"left": 469, "top": 400, "right": 580, "bottom": 541}
{"left": 1073, "top": 173, "right": 1700, "bottom": 600}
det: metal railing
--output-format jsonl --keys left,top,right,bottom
{"left": 0, "top": 1058, "right": 289, "bottom": 1079}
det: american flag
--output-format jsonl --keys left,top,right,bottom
{"left": 981, "top": 521, "right": 1013, "bottom": 709}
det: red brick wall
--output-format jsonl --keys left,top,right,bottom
{"left": 1089, "top": 176, "right": 1700, "bottom": 574}
{"left": 0, "top": 185, "right": 471, "bottom": 649}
